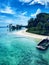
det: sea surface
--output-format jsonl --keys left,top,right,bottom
{"left": 0, "top": 28, "right": 49, "bottom": 65}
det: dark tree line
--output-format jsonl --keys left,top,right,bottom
{"left": 27, "top": 13, "right": 49, "bottom": 35}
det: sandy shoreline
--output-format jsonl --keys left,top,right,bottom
{"left": 12, "top": 29, "right": 49, "bottom": 40}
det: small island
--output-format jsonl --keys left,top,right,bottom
{"left": 27, "top": 13, "right": 49, "bottom": 36}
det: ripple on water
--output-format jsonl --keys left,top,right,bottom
{"left": 0, "top": 30, "right": 49, "bottom": 65}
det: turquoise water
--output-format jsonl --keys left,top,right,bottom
{"left": 0, "top": 28, "right": 49, "bottom": 65}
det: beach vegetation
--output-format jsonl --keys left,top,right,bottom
{"left": 27, "top": 13, "right": 49, "bottom": 36}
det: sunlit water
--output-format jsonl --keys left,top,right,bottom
{"left": 0, "top": 28, "right": 49, "bottom": 65}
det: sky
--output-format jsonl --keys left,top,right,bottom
{"left": 0, "top": 0, "right": 49, "bottom": 26}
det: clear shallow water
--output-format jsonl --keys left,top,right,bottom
{"left": 0, "top": 28, "right": 49, "bottom": 65}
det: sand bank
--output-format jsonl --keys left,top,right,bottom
{"left": 12, "top": 29, "right": 49, "bottom": 40}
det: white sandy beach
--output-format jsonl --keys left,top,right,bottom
{"left": 12, "top": 29, "right": 49, "bottom": 40}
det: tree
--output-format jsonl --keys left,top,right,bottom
{"left": 28, "top": 18, "right": 34, "bottom": 28}
{"left": 27, "top": 13, "right": 49, "bottom": 35}
{"left": 37, "top": 22, "right": 43, "bottom": 30}
{"left": 45, "top": 22, "right": 49, "bottom": 30}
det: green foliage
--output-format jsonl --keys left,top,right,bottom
{"left": 27, "top": 13, "right": 49, "bottom": 36}
{"left": 28, "top": 18, "right": 34, "bottom": 28}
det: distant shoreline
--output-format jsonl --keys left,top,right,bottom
{"left": 12, "top": 29, "right": 49, "bottom": 40}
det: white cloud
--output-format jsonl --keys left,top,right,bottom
{"left": 19, "top": 0, "right": 32, "bottom": 3}
{"left": 29, "top": 0, "right": 49, "bottom": 7}
{"left": 30, "top": 0, "right": 44, "bottom": 5}
{"left": 0, "top": 6, "right": 15, "bottom": 14}
{"left": 14, "top": 12, "right": 30, "bottom": 25}
{"left": 31, "top": 8, "right": 41, "bottom": 18}
{"left": 0, "top": 15, "right": 15, "bottom": 24}
{"left": 0, "top": 11, "right": 30, "bottom": 25}
{"left": 22, "top": 11, "right": 27, "bottom": 15}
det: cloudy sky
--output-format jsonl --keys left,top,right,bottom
{"left": 0, "top": 0, "right": 49, "bottom": 25}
